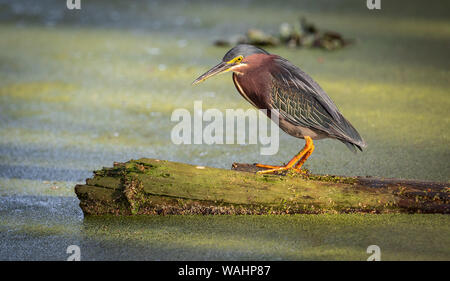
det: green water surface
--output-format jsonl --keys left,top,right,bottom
{"left": 0, "top": 0, "right": 449, "bottom": 260}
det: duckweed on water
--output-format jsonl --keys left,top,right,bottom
{"left": 0, "top": 0, "right": 449, "bottom": 260}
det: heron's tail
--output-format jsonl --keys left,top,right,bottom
{"left": 335, "top": 116, "right": 367, "bottom": 153}
{"left": 342, "top": 140, "right": 365, "bottom": 153}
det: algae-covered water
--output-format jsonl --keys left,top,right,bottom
{"left": 0, "top": 0, "right": 449, "bottom": 260}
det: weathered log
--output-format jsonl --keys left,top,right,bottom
{"left": 74, "top": 158, "right": 449, "bottom": 215}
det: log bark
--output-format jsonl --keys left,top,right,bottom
{"left": 74, "top": 158, "right": 449, "bottom": 215}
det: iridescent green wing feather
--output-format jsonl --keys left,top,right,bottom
{"left": 269, "top": 57, "right": 366, "bottom": 151}
{"left": 270, "top": 76, "right": 338, "bottom": 134}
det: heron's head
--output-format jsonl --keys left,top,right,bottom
{"left": 192, "top": 44, "right": 269, "bottom": 85}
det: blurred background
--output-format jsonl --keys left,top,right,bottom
{"left": 0, "top": 0, "right": 449, "bottom": 260}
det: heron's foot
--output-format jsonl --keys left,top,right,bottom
{"left": 256, "top": 136, "right": 315, "bottom": 175}
{"left": 254, "top": 163, "right": 284, "bottom": 169}
{"left": 257, "top": 166, "right": 299, "bottom": 174}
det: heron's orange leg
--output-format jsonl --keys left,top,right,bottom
{"left": 293, "top": 142, "right": 315, "bottom": 172}
{"left": 257, "top": 137, "right": 314, "bottom": 174}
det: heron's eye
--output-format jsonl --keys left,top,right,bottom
{"left": 227, "top": 56, "right": 243, "bottom": 64}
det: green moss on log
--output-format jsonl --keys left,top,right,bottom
{"left": 74, "top": 158, "right": 449, "bottom": 215}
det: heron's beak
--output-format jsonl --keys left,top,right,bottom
{"left": 192, "top": 61, "right": 233, "bottom": 85}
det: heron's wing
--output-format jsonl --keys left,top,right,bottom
{"left": 272, "top": 57, "right": 341, "bottom": 120}
{"left": 269, "top": 57, "right": 366, "bottom": 150}
{"left": 270, "top": 74, "right": 340, "bottom": 134}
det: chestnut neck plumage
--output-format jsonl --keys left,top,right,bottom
{"left": 231, "top": 54, "right": 276, "bottom": 111}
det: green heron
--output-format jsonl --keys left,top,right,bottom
{"left": 193, "top": 44, "right": 366, "bottom": 174}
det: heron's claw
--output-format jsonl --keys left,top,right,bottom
{"left": 255, "top": 163, "right": 284, "bottom": 169}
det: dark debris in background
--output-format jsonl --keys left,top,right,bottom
{"left": 214, "top": 17, "right": 354, "bottom": 51}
